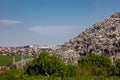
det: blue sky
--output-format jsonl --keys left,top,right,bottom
{"left": 0, "top": 0, "right": 120, "bottom": 47}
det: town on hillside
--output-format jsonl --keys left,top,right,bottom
{"left": 0, "top": 12, "right": 120, "bottom": 72}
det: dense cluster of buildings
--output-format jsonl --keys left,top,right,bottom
{"left": 58, "top": 12, "right": 120, "bottom": 62}
{"left": 0, "top": 45, "right": 56, "bottom": 56}
{"left": 0, "top": 45, "right": 57, "bottom": 69}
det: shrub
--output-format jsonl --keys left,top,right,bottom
{"left": 65, "top": 64, "right": 77, "bottom": 77}
{"left": 78, "top": 54, "right": 112, "bottom": 76}
{"left": 78, "top": 54, "right": 111, "bottom": 67}
{"left": 108, "top": 65, "right": 118, "bottom": 76}
{"left": 0, "top": 69, "right": 24, "bottom": 80}
{"left": 26, "top": 51, "right": 66, "bottom": 77}
{"left": 114, "top": 59, "right": 120, "bottom": 75}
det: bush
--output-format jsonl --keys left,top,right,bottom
{"left": 108, "top": 65, "right": 118, "bottom": 76}
{"left": 26, "top": 51, "right": 66, "bottom": 77}
{"left": 0, "top": 69, "right": 24, "bottom": 80}
{"left": 114, "top": 59, "right": 120, "bottom": 75}
{"left": 78, "top": 54, "right": 112, "bottom": 76}
{"left": 78, "top": 54, "right": 111, "bottom": 67}
{"left": 2, "top": 53, "right": 120, "bottom": 79}
{"left": 65, "top": 64, "right": 77, "bottom": 77}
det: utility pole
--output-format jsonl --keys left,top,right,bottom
{"left": 13, "top": 53, "right": 15, "bottom": 64}
{"left": 21, "top": 52, "right": 23, "bottom": 60}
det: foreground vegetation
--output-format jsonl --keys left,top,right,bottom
{"left": 0, "top": 52, "right": 120, "bottom": 80}
{"left": 0, "top": 69, "right": 120, "bottom": 80}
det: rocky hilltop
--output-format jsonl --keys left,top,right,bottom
{"left": 57, "top": 12, "right": 120, "bottom": 63}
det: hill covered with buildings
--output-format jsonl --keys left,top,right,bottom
{"left": 57, "top": 12, "right": 120, "bottom": 63}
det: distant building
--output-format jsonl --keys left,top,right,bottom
{"left": 23, "top": 45, "right": 57, "bottom": 50}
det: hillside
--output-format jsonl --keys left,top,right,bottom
{"left": 57, "top": 12, "right": 120, "bottom": 63}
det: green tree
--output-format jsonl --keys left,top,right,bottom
{"left": 26, "top": 51, "right": 66, "bottom": 76}
{"left": 78, "top": 54, "right": 112, "bottom": 76}
{"left": 78, "top": 54, "right": 111, "bottom": 67}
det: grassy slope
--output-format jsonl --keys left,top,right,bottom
{"left": 0, "top": 55, "right": 32, "bottom": 66}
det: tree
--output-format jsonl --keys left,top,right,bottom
{"left": 78, "top": 54, "right": 111, "bottom": 67}
{"left": 26, "top": 51, "right": 66, "bottom": 76}
{"left": 78, "top": 54, "right": 112, "bottom": 76}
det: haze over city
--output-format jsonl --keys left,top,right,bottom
{"left": 0, "top": 0, "right": 120, "bottom": 47}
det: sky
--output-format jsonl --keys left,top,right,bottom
{"left": 0, "top": 0, "right": 120, "bottom": 47}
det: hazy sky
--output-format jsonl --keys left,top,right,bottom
{"left": 0, "top": 0, "right": 120, "bottom": 47}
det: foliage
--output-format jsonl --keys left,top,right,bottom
{"left": 65, "top": 64, "right": 77, "bottom": 77}
{"left": 108, "top": 59, "right": 120, "bottom": 76}
{"left": 0, "top": 69, "right": 120, "bottom": 80}
{"left": 114, "top": 59, "right": 120, "bottom": 75}
{"left": 78, "top": 54, "right": 111, "bottom": 67}
{"left": 26, "top": 51, "right": 66, "bottom": 77}
{"left": 0, "top": 69, "right": 24, "bottom": 80}
{"left": 1, "top": 53, "right": 120, "bottom": 80}
{"left": 78, "top": 54, "right": 112, "bottom": 76}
